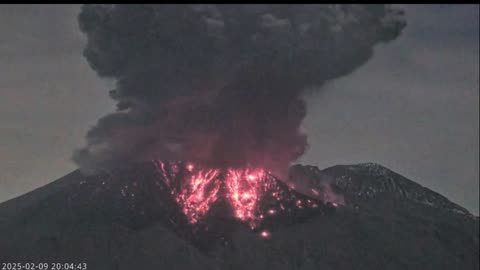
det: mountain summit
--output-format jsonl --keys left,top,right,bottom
{"left": 0, "top": 162, "right": 477, "bottom": 270}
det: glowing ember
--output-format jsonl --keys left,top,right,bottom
{"left": 296, "top": 200, "right": 303, "bottom": 208}
{"left": 260, "top": 230, "right": 271, "bottom": 239}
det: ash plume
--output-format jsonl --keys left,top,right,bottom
{"left": 73, "top": 4, "right": 406, "bottom": 176}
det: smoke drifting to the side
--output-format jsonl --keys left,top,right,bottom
{"left": 74, "top": 4, "right": 406, "bottom": 176}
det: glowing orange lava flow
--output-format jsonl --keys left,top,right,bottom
{"left": 225, "top": 169, "right": 268, "bottom": 228}
{"left": 152, "top": 161, "right": 290, "bottom": 228}
{"left": 177, "top": 169, "right": 221, "bottom": 223}
{"left": 153, "top": 161, "right": 221, "bottom": 223}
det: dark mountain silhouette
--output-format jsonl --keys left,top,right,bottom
{"left": 0, "top": 162, "right": 478, "bottom": 270}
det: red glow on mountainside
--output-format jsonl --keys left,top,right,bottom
{"left": 177, "top": 169, "right": 221, "bottom": 223}
{"left": 225, "top": 168, "right": 271, "bottom": 229}
{"left": 152, "top": 161, "right": 320, "bottom": 230}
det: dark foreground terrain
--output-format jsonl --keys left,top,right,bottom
{"left": 0, "top": 162, "right": 478, "bottom": 270}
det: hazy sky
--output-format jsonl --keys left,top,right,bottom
{"left": 0, "top": 5, "right": 478, "bottom": 214}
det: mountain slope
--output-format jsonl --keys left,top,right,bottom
{"left": 0, "top": 162, "right": 478, "bottom": 270}
{"left": 289, "top": 162, "right": 473, "bottom": 216}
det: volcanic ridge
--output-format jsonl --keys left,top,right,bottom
{"left": 0, "top": 162, "right": 477, "bottom": 270}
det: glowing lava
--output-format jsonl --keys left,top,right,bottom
{"left": 153, "top": 160, "right": 221, "bottom": 224}
{"left": 152, "top": 161, "right": 317, "bottom": 230}
{"left": 177, "top": 169, "right": 221, "bottom": 223}
{"left": 225, "top": 169, "right": 268, "bottom": 228}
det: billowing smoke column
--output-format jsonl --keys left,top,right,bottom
{"left": 74, "top": 4, "right": 405, "bottom": 176}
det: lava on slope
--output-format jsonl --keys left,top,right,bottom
{"left": 1, "top": 162, "right": 477, "bottom": 269}
{"left": 55, "top": 161, "right": 332, "bottom": 251}
{"left": 152, "top": 161, "right": 328, "bottom": 232}
{"left": 140, "top": 160, "right": 337, "bottom": 250}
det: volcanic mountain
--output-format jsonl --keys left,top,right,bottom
{"left": 0, "top": 162, "right": 478, "bottom": 270}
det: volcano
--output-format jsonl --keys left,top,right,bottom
{"left": 0, "top": 162, "right": 478, "bottom": 270}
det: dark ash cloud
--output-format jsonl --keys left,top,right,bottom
{"left": 73, "top": 4, "right": 406, "bottom": 176}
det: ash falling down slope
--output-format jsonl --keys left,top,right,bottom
{"left": 0, "top": 162, "right": 478, "bottom": 270}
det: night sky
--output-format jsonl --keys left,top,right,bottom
{"left": 0, "top": 5, "right": 478, "bottom": 214}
